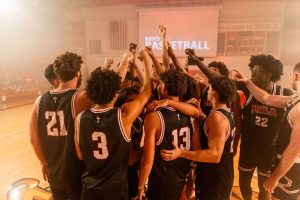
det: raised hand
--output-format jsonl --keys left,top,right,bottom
{"left": 145, "top": 46, "right": 154, "bottom": 57}
{"left": 103, "top": 57, "right": 114, "bottom": 69}
{"left": 138, "top": 49, "right": 150, "bottom": 62}
{"left": 122, "top": 52, "right": 134, "bottom": 64}
{"left": 159, "top": 24, "right": 167, "bottom": 38}
{"left": 129, "top": 43, "right": 137, "bottom": 55}
{"left": 231, "top": 70, "right": 249, "bottom": 82}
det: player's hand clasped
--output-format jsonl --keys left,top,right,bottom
{"left": 263, "top": 176, "right": 279, "bottom": 194}
{"left": 160, "top": 142, "right": 182, "bottom": 161}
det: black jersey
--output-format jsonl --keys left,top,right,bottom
{"left": 239, "top": 82, "right": 293, "bottom": 148}
{"left": 196, "top": 108, "right": 235, "bottom": 200}
{"left": 37, "top": 89, "right": 84, "bottom": 188}
{"left": 147, "top": 106, "right": 194, "bottom": 200}
{"left": 200, "top": 86, "right": 213, "bottom": 116}
{"left": 77, "top": 107, "right": 130, "bottom": 199}
{"left": 277, "top": 95, "right": 300, "bottom": 155}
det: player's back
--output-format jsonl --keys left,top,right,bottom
{"left": 147, "top": 106, "right": 194, "bottom": 200}
{"left": 77, "top": 107, "right": 130, "bottom": 199}
{"left": 37, "top": 89, "right": 83, "bottom": 188}
{"left": 196, "top": 108, "right": 235, "bottom": 200}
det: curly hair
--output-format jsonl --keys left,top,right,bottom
{"left": 114, "top": 87, "right": 139, "bottom": 108}
{"left": 182, "top": 74, "right": 196, "bottom": 101}
{"left": 44, "top": 64, "right": 57, "bottom": 82}
{"left": 208, "top": 61, "right": 229, "bottom": 77}
{"left": 249, "top": 54, "right": 283, "bottom": 82}
{"left": 211, "top": 77, "right": 236, "bottom": 104}
{"left": 86, "top": 69, "right": 121, "bottom": 105}
{"left": 53, "top": 52, "right": 83, "bottom": 82}
{"left": 160, "top": 69, "right": 187, "bottom": 97}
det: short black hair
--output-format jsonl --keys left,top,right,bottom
{"left": 44, "top": 64, "right": 57, "bottom": 82}
{"left": 208, "top": 61, "right": 229, "bottom": 77}
{"left": 249, "top": 54, "right": 283, "bottom": 82}
{"left": 53, "top": 52, "right": 83, "bottom": 82}
{"left": 294, "top": 62, "right": 300, "bottom": 73}
{"left": 114, "top": 87, "right": 139, "bottom": 108}
{"left": 182, "top": 74, "right": 196, "bottom": 101}
{"left": 160, "top": 69, "right": 187, "bottom": 97}
{"left": 211, "top": 77, "right": 236, "bottom": 104}
{"left": 87, "top": 69, "right": 121, "bottom": 105}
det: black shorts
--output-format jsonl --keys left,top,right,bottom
{"left": 272, "top": 156, "right": 300, "bottom": 200}
{"left": 81, "top": 187, "right": 128, "bottom": 200}
{"left": 239, "top": 145, "right": 276, "bottom": 176}
{"left": 50, "top": 182, "right": 81, "bottom": 200}
{"left": 147, "top": 176, "right": 184, "bottom": 200}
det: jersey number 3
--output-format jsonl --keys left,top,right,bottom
{"left": 92, "top": 132, "right": 109, "bottom": 159}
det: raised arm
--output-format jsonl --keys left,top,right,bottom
{"left": 168, "top": 42, "right": 188, "bottom": 74}
{"left": 121, "top": 50, "right": 153, "bottom": 136}
{"left": 115, "top": 52, "right": 134, "bottom": 81}
{"left": 233, "top": 70, "right": 292, "bottom": 108}
{"left": 102, "top": 57, "right": 114, "bottom": 69}
{"left": 264, "top": 104, "right": 300, "bottom": 192}
{"left": 131, "top": 62, "right": 145, "bottom": 84}
{"left": 186, "top": 49, "right": 219, "bottom": 80}
{"left": 145, "top": 46, "right": 165, "bottom": 74}
{"left": 138, "top": 112, "right": 160, "bottom": 199}
{"left": 159, "top": 24, "right": 170, "bottom": 70}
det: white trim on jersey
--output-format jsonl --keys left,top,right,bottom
{"left": 190, "top": 117, "right": 195, "bottom": 137}
{"left": 35, "top": 95, "right": 43, "bottom": 118}
{"left": 117, "top": 108, "right": 131, "bottom": 142}
{"left": 271, "top": 82, "right": 276, "bottom": 95}
{"left": 156, "top": 111, "right": 165, "bottom": 145}
{"left": 75, "top": 111, "right": 85, "bottom": 144}
{"left": 203, "top": 118, "right": 209, "bottom": 138}
{"left": 164, "top": 106, "right": 176, "bottom": 111}
{"left": 49, "top": 88, "right": 75, "bottom": 94}
{"left": 91, "top": 107, "right": 114, "bottom": 113}
{"left": 71, "top": 91, "right": 79, "bottom": 120}
{"left": 215, "top": 110, "right": 231, "bottom": 141}
{"left": 244, "top": 94, "right": 253, "bottom": 108}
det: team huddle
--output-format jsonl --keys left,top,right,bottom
{"left": 30, "top": 25, "right": 300, "bottom": 200}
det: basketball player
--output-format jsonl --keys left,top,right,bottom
{"left": 115, "top": 86, "right": 145, "bottom": 200}
{"left": 237, "top": 55, "right": 293, "bottom": 200}
{"left": 44, "top": 64, "right": 59, "bottom": 89}
{"left": 29, "top": 52, "right": 94, "bottom": 200}
{"left": 185, "top": 50, "right": 241, "bottom": 157}
{"left": 74, "top": 50, "right": 152, "bottom": 200}
{"left": 138, "top": 69, "right": 196, "bottom": 200}
{"left": 233, "top": 62, "right": 300, "bottom": 200}
{"left": 161, "top": 77, "right": 236, "bottom": 200}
